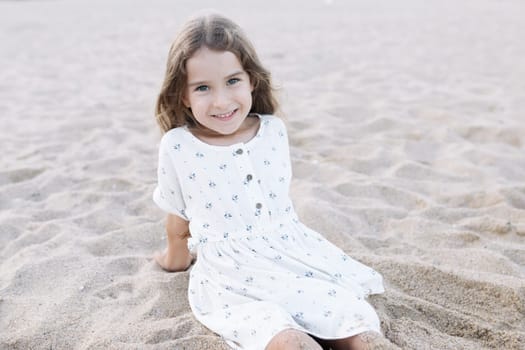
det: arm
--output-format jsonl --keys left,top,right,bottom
{"left": 154, "top": 213, "right": 193, "bottom": 272}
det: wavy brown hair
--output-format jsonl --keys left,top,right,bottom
{"left": 155, "top": 13, "right": 279, "bottom": 133}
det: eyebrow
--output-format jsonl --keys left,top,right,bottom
{"left": 187, "top": 70, "right": 245, "bottom": 88}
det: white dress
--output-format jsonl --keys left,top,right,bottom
{"left": 153, "top": 114, "right": 384, "bottom": 350}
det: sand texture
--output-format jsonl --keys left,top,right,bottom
{"left": 1, "top": 0, "right": 524, "bottom": 349}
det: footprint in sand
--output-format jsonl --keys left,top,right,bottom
{"left": 94, "top": 281, "right": 134, "bottom": 300}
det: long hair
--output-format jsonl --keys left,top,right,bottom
{"left": 155, "top": 13, "right": 279, "bottom": 133}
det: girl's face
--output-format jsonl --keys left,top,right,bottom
{"left": 183, "top": 47, "right": 254, "bottom": 136}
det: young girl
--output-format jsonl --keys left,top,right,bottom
{"left": 152, "top": 13, "right": 384, "bottom": 350}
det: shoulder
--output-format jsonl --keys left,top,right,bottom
{"left": 258, "top": 114, "right": 287, "bottom": 133}
{"left": 159, "top": 126, "right": 188, "bottom": 151}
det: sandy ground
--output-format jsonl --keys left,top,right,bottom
{"left": 1, "top": 0, "right": 524, "bottom": 349}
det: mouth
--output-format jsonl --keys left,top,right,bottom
{"left": 212, "top": 109, "right": 237, "bottom": 120}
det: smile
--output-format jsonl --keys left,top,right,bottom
{"left": 212, "top": 109, "right": 237, "bottom": 120}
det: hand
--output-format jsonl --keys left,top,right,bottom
{"left": 154, "top": 248, "right": 193, "bottom": 272}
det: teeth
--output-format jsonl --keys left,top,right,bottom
{"left": 214, "top": 110, "right": 235, "bottom": 118}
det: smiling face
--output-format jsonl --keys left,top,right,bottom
{"left": 183, "top": 46, "right": 254, "bottom": 137}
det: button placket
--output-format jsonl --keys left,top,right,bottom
{"left": 232, "top": 145, "right": 269, "bottom": 221}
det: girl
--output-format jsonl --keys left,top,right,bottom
{"left": 152, "top": 13, "right": 384, "bottom": 350}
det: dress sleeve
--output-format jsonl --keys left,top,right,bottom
{"left": 277, "top": 118, "right": 293, "bottom": 180}
{"left": 152, "top": 139, "right": 189, "bottom": 221}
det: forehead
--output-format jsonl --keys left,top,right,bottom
{"left": 186, "top": 47, "right": 244, "bottom": 80}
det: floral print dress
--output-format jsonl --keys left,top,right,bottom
{"left": 153, "top": 114, "right": 384, "bottom": 350}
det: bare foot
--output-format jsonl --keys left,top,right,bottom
{"left": 154, "top": 248, "right": 193, "bottom": 272}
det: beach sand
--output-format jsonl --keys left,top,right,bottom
{"left": 1, "top": 0, "right": 524, "bottom": 349}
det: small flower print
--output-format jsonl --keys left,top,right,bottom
{"left": 328, "top": 289, "right": 337, "bottom": 297}
{"left": 278, "top": 130, "right": 284, "bottom": 137}
{"left": 269, "top": 192, "right": 277, "bottom": 199}
{"left": 232, "top": 194, "right": 238, "bottom": 202}
{"left": 205, "top": 202, "right": 212, "bottom": 209}
{"left": 203, "top": 223, "right": 210, "bottom": 229}
{"left": 255, "top": 209, "right": 261, "bottom": 217}
{"left": 233, "top": 330, "right": 238, "bottom": 338}
{"left": 195, "top": 152, "right": 204, "bottom": 158}
{"left": 225, "top": 285, "right": 233, "bottom": 291}
{"left": 245, "top": 276, "right": 254, "bottom": 283}
{"left": 246, "top": 225, "right": 252, "bottom": 232}
{"left": 272, "top": 146, "right": 276, "bottom": 151}
{"left": 279, "top": 177, "right": 285, "bottom": 182}
{"left": 219, "top": 164, "right": 227, "bottom": 170}
{"left": 189, "top": 173, "right": 196, "bottom": 180}
{"left": 173, "top": 144, "right": 181, "bottom": 150}
{"left": 294, "top": 312, "right": 304, "bottom": 320}
{"left": 209, "top": 181, "right": 216, "bottom": 188}
{"left": 304, "top": 271, "right": 314, "bottom": 277}
{"left": 224, "top": 212, "right": 233, "bottom": 219}
{"left": 251, "top": 329, "right": 257, "bottom": 336}
{"left": 264, "top": 160, "right": 271, "bottom": 165}
{"left": 341, "top": 254, "right": 349, "bottom": 261}
{"left": 274, "top": 255, "right": 282, "bottom": 260}
{"left": 225, "top": 311, "right": 232, "bottom": 319}
{"left": 281, "top": 234, "right": 289, "bottom": 240}
{"left": 199, "top": 237, "right": 208, "bottom": 244}
{"left": 297, "top": 289, "right": 304, "bottom": 294}
{"left": 161, "top": 167, "right": 166, "bottom": 175}
{"left": 324, "top": 310, "right": 332, "bottom": 317}
{"left": 223, "top": 232, "right": 230, "bottom": 239}
{"left": 223, "top": 304, "right": 230, "bottom": 309}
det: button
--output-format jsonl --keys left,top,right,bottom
{"left": 246, "top": 174, "right": 253, "bottom": 181}
{"left": 255, "top": 203, "right": 262, "bottom": 209}
{"left": 236, "top": 148, "right": 243, "bottom": 155}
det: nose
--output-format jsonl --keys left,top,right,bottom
{"left": 212, "top": 88, "right": 231, "bottom": 110}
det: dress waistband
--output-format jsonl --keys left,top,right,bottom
{"left": 187, "top": 215, "right": 299, "bottom": 249}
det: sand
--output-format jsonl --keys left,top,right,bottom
{"left": 1, "top": 0, "right": 524, "bottom": 349}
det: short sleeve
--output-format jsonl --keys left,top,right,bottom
{"left": 276, "top": 118, "right": 293, "bottom": 179}
{"left": 152, "top": 140, "right": 189, "bottom": 221}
